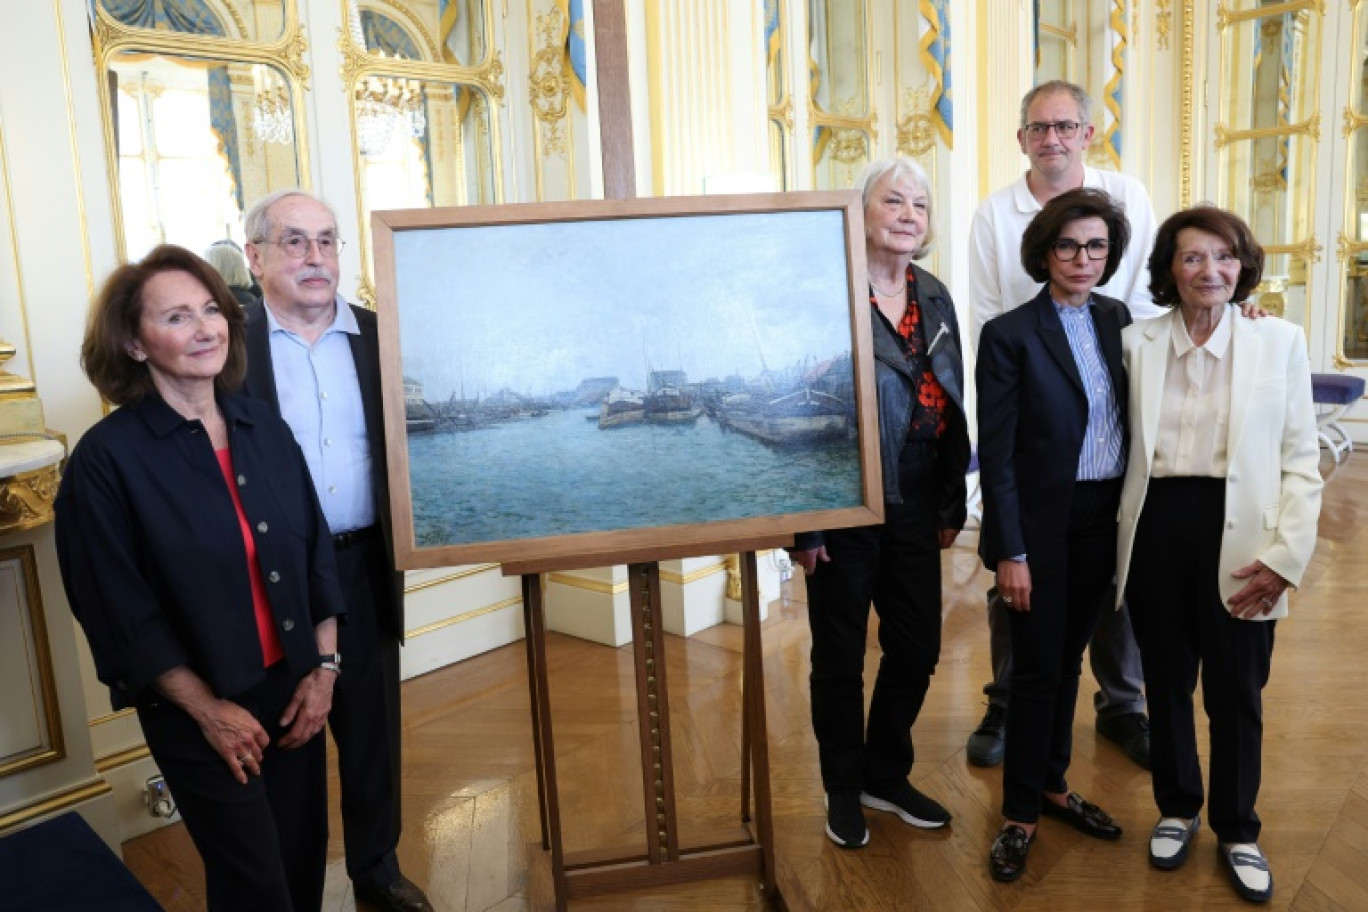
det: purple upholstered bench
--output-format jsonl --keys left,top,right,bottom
{"left": 1311, "top": 373, "right": 1366, "bottom": 464}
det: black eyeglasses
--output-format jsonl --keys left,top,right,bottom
{"left": 1023, "top": 120, "right": 1082, "bottom": 139}
{"left": 1051, "top": 239, "right": 1111, "bottom": 261}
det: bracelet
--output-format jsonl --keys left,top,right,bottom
{"left": 319, "top": 661, "right": 341, "bottom": 675}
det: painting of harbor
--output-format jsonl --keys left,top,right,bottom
{"left": 377, "top": 194, "right": 879, "bottom": 564}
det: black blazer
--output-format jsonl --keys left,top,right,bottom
{"left": 242, "top": 301, "right": 405, "bottom": 640}
{"left": 55, "top": 393, "right": 346, "bottom": 709}
{"left": 976, "top": 287, "right": 1131, "bottom": 572}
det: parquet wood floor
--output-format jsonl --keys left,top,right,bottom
{"left": 123, "top": 452, "right": 1368, "bottom": 911}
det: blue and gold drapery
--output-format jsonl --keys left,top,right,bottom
{"left": 359, "top": 9, "right": 435, "bottom": 205}
{"left": 556, "top": 0, "right": 587, "bottom": 112}
{"left": 1100, "top": 0, "right": 1127, "bottom": 169}
{"left": 99, "top": 0, "right": 243, "bottom": 210}
{"left": 918, "top": 0, "right": 953, "bottom": 148}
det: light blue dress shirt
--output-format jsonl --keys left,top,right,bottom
{"left": 264, "top": 296, "right": 375, "bottom": 533}
{"left": 1054, "top": 299, "right": 1125, "bottom": 481}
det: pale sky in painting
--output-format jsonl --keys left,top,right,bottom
{"left": 391, "top": 208, "right": 855, "bottom": 399}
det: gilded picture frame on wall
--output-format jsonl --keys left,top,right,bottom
{"left": 371, "top": 191, "right": 882, "bottom": 569}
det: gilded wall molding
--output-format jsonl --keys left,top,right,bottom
{"left": 0, "top": 545, "right": 65, "bottom": 779}
{"left": 0, "top": 781, "right": 111, "bottom": 832}
{"left": 1217, "top": 0, "right": 1324, "bottom": 31}
{"left": 896, "top": 87, "right": 937, "bottom": 158}
{"left": 1157, "top": 0, "right": 1173, "bottom": 50}
{"left": 1180, "top": 0, "right": 1196, "bottom": 207}
{"left": 528, "top": 7, "right": 571, "bottom": 156}
{"left": 91, "top": 4, "right": 312, "bottom": 87}
{"left": 0, "top": 464, "right": 61, "bottom": 534}
{"left": 1214, "top": 112, "right": 1321, "bottom": 149}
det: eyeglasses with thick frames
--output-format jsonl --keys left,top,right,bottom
{"left": 1023, "top": 120, "right": 1082, "bottom": 139}
{"left": 264, "top": 234, "right": 345, "bottom": 259}
{"left": 1051, "top": 238, "right": 1111, "bottom": 261}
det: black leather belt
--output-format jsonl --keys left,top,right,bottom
{"left": 332, "top": 525, "right": 379, "bottom": 550}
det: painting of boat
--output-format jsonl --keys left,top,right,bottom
{"left": 716, "top": 387, "right": 850, "bottom": 445}
{"left": 643, "top": 370, "right": 702, "bottom": 423}
{"left": 599, "top": 387, "right": 645, "bottom": 428}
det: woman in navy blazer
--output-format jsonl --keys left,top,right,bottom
{"left": 977, "top": 188, "right": 1132, "bottom": 881}
{"left": 56, "top": 245, "right": 346, "bottom": 912}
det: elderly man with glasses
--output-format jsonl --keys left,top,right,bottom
{"left": 242, "top": 190, "right": 433, "bottom": 912}
{"left": 964, "top": 81, "right": 1161, "bottom": 773}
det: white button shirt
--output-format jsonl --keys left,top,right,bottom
{"left": 967, "top": 166, "right": 1163, "bottom": 350}
{"left": 1151, "top": 304, "right": 1235, "bottom": 479}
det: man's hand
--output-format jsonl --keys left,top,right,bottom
{"left": 277, "top": 668, "right": 336, "bottom": 749}
{"left": 996, "top": 560, "right": 1032, "bottom": 612}
{"left": 789, "top": 547, "right": 830, "bottom": 576}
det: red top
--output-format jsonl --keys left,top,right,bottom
{"left": 215, "top": 448, "right": 285, "bottom": 667}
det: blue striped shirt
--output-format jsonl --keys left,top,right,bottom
{"left": 1054, "top": 299, "right": 1124, "bottom": 480}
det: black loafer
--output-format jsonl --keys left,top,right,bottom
{"left": 1096, "top": 712, "right": 1152, "bottom": 770}
{"left": 989, "top": 824, "right": 1034, "bottom": 882}
{"left": 354, "top": 874, "right": 434, "bottom": 912}
{"left": 1039, "top": 792, "right": 1122, "bottom": 840}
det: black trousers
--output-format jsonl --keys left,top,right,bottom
{"left": 1126, "top": 477, "right": 1275, "bottom": 844}
{"left": 331, "top": 535, "right": 404, "bottom": 888}
{"left": 807, "top": 442, "right": 942, "bottom": 794}
{"left": 137, "top": 661, "right": 327, "bottom": 912}
{"left": 1001, "top": 478, "right": 1121, "bottom": 823}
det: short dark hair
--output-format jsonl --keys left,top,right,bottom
{"left": 1020, "top": 187, "right": 1131, "bottom": 286}
{"left": 1147, "top": 205, "right": 1264, "bottom": 307}
{"left": 81, "top": 244, "right": 247, "bottom": 406}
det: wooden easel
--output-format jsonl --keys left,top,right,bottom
{"left": 501, "top": 7, "right": 786, "bottom": 907}
{"left": 505, "top": 543, "right": 785, "bottom": 910}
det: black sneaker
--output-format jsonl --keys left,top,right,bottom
{"left": 1096, "top": 712, "right": 1152, "bottom": 771}
{"left": 860, "top": 780, "right": 951, "bottom": 829}
{"left": 967, "top": 703, "right": 1006, "bottom": 767}
{"left": 824, "top": 791, "right": 869, "bottom": 848}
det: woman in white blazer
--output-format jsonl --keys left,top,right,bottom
{"left": 1116, "top": 206, "right": 1322, "bottom": 904}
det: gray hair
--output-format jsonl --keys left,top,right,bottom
{"left": 856, "top": 157, "right": 936, "bottom": 259}
{"left": 244, "top": 188, "right": 338, "bottom": 243}
{"left": 1019, "top": 80, "right": 1094, "bottom": 129}
{"left": 204, "top": 240, "right": 251, "bottom": 287}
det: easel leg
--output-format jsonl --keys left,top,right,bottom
{"left": 522, "top": 574, "right": 567, "bottom": 910}
{"left": 741, "top": 552, "right": 778, "bottom": 897}
{"left": 521, "top": 575, "right": 549, "bottom": 850}
{"left": 628, "top": 562, "right": 680, "bottom": 862}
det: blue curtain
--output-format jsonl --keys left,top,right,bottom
{"left": 207, "top": 68, "right": 243, "bottom": 210}
{"left": 565, "top": 0, "right": 587, "bottom": 111}
{"left": 100, "top": 0, "right": 223, "bottom": 35}
{"left": 919, "top": 0, "right": 953, "bottom": 147}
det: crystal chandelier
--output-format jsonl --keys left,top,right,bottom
{"left": 251, "top": 65, "right": 294, "bottom": 146}
{"left": 349, "top": 2, "right": 427, "bottom": 158}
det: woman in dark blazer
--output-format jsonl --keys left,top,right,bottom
{"left": 56, "top": 244, "right": 345, "bottom": 912}
{"left": 977, "top": 188, "right": 1132, "bottom": 881}
{"left": 789, "top": 157, "right": 970, "bottom": 849}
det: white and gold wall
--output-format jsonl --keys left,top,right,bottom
{"left": 0, "top": 0, "right": 1363, "bottom": 854}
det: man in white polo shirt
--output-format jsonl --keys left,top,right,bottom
{"left": 965, "top": 80, "right": 1161, "bottom": 771}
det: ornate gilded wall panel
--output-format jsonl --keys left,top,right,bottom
{"left": 1215, "top": 0, "right": 1324, "bottom": 332}
{"left": 1336, "top": 0, "right": 1368, "bottom": 362}
{"left": 809, "top": 0, "right": 875, "bottom": 188}
{"left": 0, "top": 546, "right": 64, "bottom": 778}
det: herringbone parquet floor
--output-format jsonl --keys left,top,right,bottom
{"left": 125, "top": 452, "right": 1368, "bottom": 911}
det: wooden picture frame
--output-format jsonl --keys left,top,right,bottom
{"left": 372, "top": 191, "right": 881, "bottom": 569}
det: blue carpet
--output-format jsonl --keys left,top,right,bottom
{"left": 0, "top": 812, "right": 162, "bottom": 911}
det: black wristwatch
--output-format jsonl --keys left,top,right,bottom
{"left": 319, "top": 653, "right": 342, "bottom": 675}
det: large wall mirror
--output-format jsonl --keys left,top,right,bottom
{"left": 1216, "top": 1, "right": 1323, "bottom": 328}
{"left": 809, "top": 0, "right": 872, "bottom": 189}
{"left": 91, "top": 0, "right": 309, "bottom": 261}
{"left": 1034, "top": 0, "right": 1127, "bottom": 170}
{"left": 343, "top": 1, "right": 502, "bottom": 303}
{"left": 1339, "top": 2, "right": 1368, "bottom": 362}
{"left": 765, "top": 0, "right": 792, "bottom": 190}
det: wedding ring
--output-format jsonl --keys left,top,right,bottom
{"left": 1002, "top": 595, "right": 1014, "bottom": 604}
{"left": 237, "top": 756, "right": 249, "bottom": 766}
{"left": 1261, "top": 597, "right": 1273, "bottom": 607}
